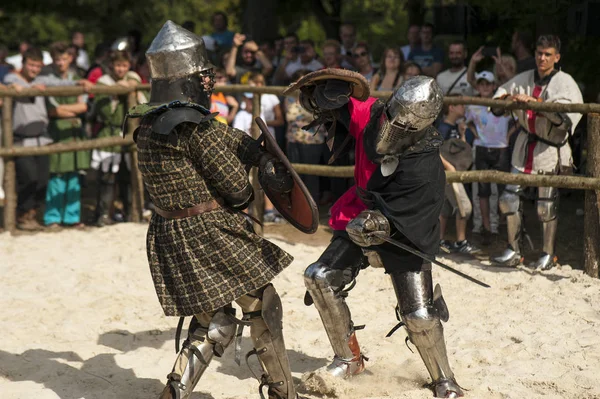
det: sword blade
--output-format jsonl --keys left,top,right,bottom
{"left": 371, "top": 232, "right": 491, "bottom": 288}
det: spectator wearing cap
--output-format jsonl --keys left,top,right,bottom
{"left": 408, "top": 23, "right": 444, "bottom": 77}
{"left": 352, "top": 43, "right": 375, "bottom": 81}
{"left": 464, "top": 70, "right": 513, "bottom": 242}
{"left": 400, "top": 24, "right": 421, "bottom": 60}
{"left": 210, "top": 11, "right": 235, "bottom": 49}
{"left": 225, "top": 33, "right": 273, "bottom": 83}
{"left": 436, "top": 40, "right": 474, "bottom": 96}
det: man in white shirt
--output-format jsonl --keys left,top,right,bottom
{"left": 436, "top": 41, "right": 474, "bottom": 96}
{"left": 491, "top": 35, "right": 583, "bottom": 270}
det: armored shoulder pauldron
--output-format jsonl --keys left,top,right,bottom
{"left": 125, "top": 100, "right": 219, "bottom": 137}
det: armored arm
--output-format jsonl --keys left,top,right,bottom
{"left": 225, "top": 124, "right": 293, "bottom": 195}
{"left": 346, "top": 210, "right": 391, "bottom": 247}
{"left": 189, "top": 124, "right": 254, "bottom": 209}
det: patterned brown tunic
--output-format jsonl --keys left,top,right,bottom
{"left": 136, "top": 116, "right": 293, "bottom": 316}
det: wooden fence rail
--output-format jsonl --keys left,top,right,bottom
{"left": 1, "top": 86, "right": 599, "bottom": 278}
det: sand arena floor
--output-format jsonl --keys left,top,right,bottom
{"left": 1, "top": 222, "right": 599, "bottom": 399}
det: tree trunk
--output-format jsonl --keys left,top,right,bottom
{"left": 406, "top": 0, "right": 426, "bottom": 26}
{"left": 243, "top": 0, "right": 279, "bottom": 42}
{"left": 584, "top": 113, "right": 600, "bottom": 278}
{"left": 311, "top": 0, "right": 342, "bottom": 40}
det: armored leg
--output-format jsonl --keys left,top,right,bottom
{"left": 390, "top": 268, "right": 463, "bottom": 398}
{"left": 493, "top": 184, "right": 523, "bottom": 266}
{"left": 532, "top": 186, "right": 559, "bottom": 270}
{"left": 238, "top": 285, "right": 297, "bottom": 399}
{"left": 303, "top": 236, "right": 367, "bottom": 377}
{"left": 160, "top": 307, "right": 238, "bottom": 399}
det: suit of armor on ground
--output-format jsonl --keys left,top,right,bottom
{"left": 285, "top": 71, "right": 463, "bottom": 398}
{"left": 131, "top": 21, "right": 303, "bottom": 399}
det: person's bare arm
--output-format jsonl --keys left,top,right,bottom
{"left": 369, "top": 73, "right": 381, "bottom": 92}
{"left": 422, "top": 62, "right": 443, "bottom": 77}
{"left": 440, "top": 154, "right": 456, "bottom": 172}
{"left": 226, "top": 95, "right": 239, "bottom": 125}
{"left": 226, "top": 33, "right": 245, "bottom": 79}
{"left": 267, "top": 103, "right": 284, "bottom": 127}
{"left": 467, "top": 46, "right": 484, "bottom": 88}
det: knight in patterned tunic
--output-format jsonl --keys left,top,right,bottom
{"left": 130, "top": 21, "right": 303, "bottom": 399}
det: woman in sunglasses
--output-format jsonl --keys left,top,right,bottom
{"left": 352, "top": 43, "right": 375, "bottom": 82}
{"left": 370, "top": 47, "right": 405, "bottom": 92}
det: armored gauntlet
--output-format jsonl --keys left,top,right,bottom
{"left": 346, "top": 210, "right": 391, "bottom": 247}
{"left": 258, "top": 153, "right": 293, "bottom": 194}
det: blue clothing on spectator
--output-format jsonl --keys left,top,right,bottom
{"left": 0, "top": 64, "right": 12, "bottom": 84}
{"left": 44, "top": 172, "right": 81, "bottom": 225}
{"left": 211, "top": 31, "right": 235, "bottom": 49}
{"left": 437, "top": 120, "right": 475, "bottom": 146}
{"left": 408, "top": 46, "right": 444, "bottom": 69}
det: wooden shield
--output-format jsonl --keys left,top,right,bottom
{"left": 255, "top": 118, "right": 319, "bottom": 234}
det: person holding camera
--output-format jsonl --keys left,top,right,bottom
{"left": 225, "top": 32, "right": 273, "bottom": 83}
{"left": 275, "top": 39, "right": 323, "bottom": 84}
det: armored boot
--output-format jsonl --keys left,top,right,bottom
{"left": 494, "top": 187, "right": 524, "bottom": 267}
{"left": 390, "top": 270, "right": 463, "bottom": 398}
{"left": 530, "top": 252, "right": 558, "bottom": 270}
{"left": 492, "top": 245, "right": 523, "bottom": 267}
{"left": 530, "top": 202, "right": 559, "bottom": 270}
{"left": 244, "top": 285, "right": 302, "bottom": 399}
{"left": 159, "top": 308, "right": 237, "bottom": 399}
{"left": 304, "top": 258, "right": 366, "bottom": 378}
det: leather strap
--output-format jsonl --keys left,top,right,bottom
{"left": 154, "top": 199, "right": 221, "bottom": 219}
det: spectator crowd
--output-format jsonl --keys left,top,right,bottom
{"left": 0, "top": 15, "right": 586, "bottom": 268}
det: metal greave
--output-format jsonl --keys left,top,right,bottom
{"left": 390, "top": 269, "right": 461, "bottom": 398}
{"left": 304, "top": 262, "right": 356, "bottom": 360}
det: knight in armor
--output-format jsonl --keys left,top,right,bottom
{"left": 490, "top": 35, "right": 583, "bottom": 270}
{"left": 284, "top": 70, "right": 463, "bottom": 398}
{"left": 130, "top": 21, "right": 304, "bottom": 399}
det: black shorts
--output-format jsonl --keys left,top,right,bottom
{"left": 475, "top": 146, "right": 510, "bottom": 197}
{"left": 324, "top": 230, "right": 427, "bottom": 276}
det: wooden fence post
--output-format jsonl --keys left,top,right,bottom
{"left": 584, "top": 113, "right": 600, "bottom": 278}
{"left": 2, "top": 98, "right": 16, "bottom": 233}
{"left": 127, "top": 91, "right": 144, "bottom": 223}
{"left": 250, "top": 93, "right": 264, "bottom": 235}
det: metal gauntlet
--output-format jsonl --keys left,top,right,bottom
{"left": 258, "top": 153, "right": 293, "bottom": 194}
{"left": 346, "top": 210, "right": 391, "bottom": 247}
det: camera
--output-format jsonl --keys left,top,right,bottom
{"left": 482, "top": 46, "right": 497, "bottom": 58}
{"left": 292, "top": 45, "right": 306, "bottom": 54}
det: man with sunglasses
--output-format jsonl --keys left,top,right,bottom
{"left": 284, "top": 71, "right": 463, "bottom": 398}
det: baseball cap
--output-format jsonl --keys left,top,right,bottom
{"left": 475, "top": 71, "right": 495, "bottom": 83}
